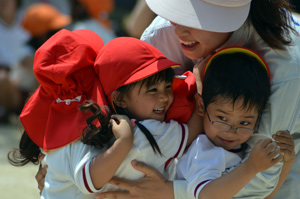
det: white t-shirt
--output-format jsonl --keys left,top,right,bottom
{"left": 41, "top": 119, "right": 188, "bottom": 199}
{"left": 176, "top": 134, "right": 243, "bottom": 199}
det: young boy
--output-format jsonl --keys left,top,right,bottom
{"left": 176, "top": 47, "right": 295, "bottom": 199}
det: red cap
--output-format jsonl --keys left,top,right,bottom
{"left": 20, "top": 29, "right": 106, "bottom": 151}
{"left": 94, "top": 37, "right": 180, "bottom": 110}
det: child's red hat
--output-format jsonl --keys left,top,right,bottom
{"left": 94, "top": 37, "right": 180, "bottom": 110}
{"left": 20, "top": 29, "right": 106, "bottom": 151}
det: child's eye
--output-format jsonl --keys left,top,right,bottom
{"left": 217, "top": 116, "right": 227, "bottom": 122}
{"left": 147, "top": 88, "right": 157, "bottom": 93}
{"left": 240, "top": 121, "right": 250, "bottom": 126}
{"left": 166, "top": 84, "right": 172, "bottom": 89}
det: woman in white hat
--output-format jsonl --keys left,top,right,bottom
{"left": 93, "top": 0, "right": 300, "bottom": 199}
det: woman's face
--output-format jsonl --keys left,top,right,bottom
{"left": 170, "top": 22, "right": 232, "bottom": 60}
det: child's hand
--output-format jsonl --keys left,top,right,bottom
{"left": 246, "top": 138, "right": 283, "bottom": 173}
{"left": 272, "top": 130, "right": 295, "bottom": 164}
{"left": 111, "top": 115, "right": 133, "bottom": 140}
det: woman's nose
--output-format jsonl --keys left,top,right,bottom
{"left": 173, "top": 23, "right": 190, "bottom": 36}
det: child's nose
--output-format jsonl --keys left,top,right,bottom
{"left": 226, "top": 126, "right": 238, "bottom": 135}
{"left": 158, "top": 91, "right": 169, "bottom": 102}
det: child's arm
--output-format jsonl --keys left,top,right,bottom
{"left": 198, "top": 139, "right": 283, "bottom": 199}
{"left": 89, "top": 114, "right": 133, "bottom": 189}
{"left": 265, "top": 130, "right": 295, "bottom": 199}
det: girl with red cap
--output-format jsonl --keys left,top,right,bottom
{"left": 77, "top": 36, "right": 202, "bottom": 194}
{"left": 8, "top": 30, "right": 201, "bottom": 198}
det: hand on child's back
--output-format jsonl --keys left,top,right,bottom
{"left": 246, "top": 138, "right": 283, "bottom": 173}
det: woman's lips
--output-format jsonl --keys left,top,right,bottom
{"left": 180, "top": 40, "right": 199, "bottom": 51}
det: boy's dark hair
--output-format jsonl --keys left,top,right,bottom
{"left": 202, "top": 52, "right": 270, "bottom": 114}
{"left": 249, "top": 0, "right": 299, "bottom": 50}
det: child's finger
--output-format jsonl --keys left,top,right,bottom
{"left": 254, "top": 138, "right": 272, "bottom": 149}
{"left": 263, "top": 141, "right": 277, "bottom": 154}
{"left": 111, "top": 115, "right": 122, "bottom": 124}
{"left": 110, "top": 118, "right": 117, "bottom": 126}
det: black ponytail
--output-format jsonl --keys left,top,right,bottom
{"left": 8, "top": 131, "right": 41, "bottom": 166}
{"left": 79, "top": 101, "right": 114, "bottom": 149}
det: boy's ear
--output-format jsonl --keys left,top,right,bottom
{"left": 195, "top": 93, "right": 205, "bottom": 116}
{"left": 111, "top": 91, "right": 127, "bottom": 108}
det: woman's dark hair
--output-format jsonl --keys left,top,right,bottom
{"left": 249, "top": 0, "right": 299, "bottom": 50}
{"left": 8, "top": 131, "right": 40, "bottom": 166}
{"left": 202, "top": 52, "right": 270, "bottom": 114}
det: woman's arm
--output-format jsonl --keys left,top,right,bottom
{"left": 265, "top": 131, "right": 295, "bottom": 199}
{"left": 96, "top": 160, "right": 175, "bottom": 199}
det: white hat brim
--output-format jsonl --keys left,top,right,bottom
{"left": 146, "top": 0, "right": 251, "bottom": 32}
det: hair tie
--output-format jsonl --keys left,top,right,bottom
{"left": 203, "top": 47, "right": 270, "bottom": 81}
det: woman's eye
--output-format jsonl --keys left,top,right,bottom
{"left": 217, "top": 116, "right": 227, "bottom": 121}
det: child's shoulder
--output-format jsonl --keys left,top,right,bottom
{"left": 136, "top": 119, "right": 182, "bottom": 130}
{"left": 133, "top": 119, "right": 187, "bottom": 139}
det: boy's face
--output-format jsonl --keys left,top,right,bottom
{"left": 122, "top": 80, "right": 174, "bottom": 122}
{"left": 203, "top": 97, "right": 259, "bottom": 150}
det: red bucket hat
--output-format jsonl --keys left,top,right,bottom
{"left": 94, "top": 37, "right": 180, "bottom": 110}
{"left": 20, "top": 29, "right": 106, "bottom": 151}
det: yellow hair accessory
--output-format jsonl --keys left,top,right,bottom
{"left": 203, "top": 47, "right": 270, "bottom": 81}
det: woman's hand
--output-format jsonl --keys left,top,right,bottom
{"left": 96, "top": 160, "right": 174, "bottom": 199}
{"left": 272, "top": 130, "right": 295, "bottom": 164}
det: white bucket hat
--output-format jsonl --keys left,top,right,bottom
{"left": 145, "top": 0, "right": 252, "bottom": 32}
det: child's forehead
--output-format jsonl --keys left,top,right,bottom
{"left": 134, "top": 79, "right": 169, "bottom": 90}
{"left": 209, "top": 96, "right": 259, "bottom": 115}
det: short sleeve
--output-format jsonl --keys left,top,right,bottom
{"left": 177, "top": 135, "right": 241, "bottom": 198}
